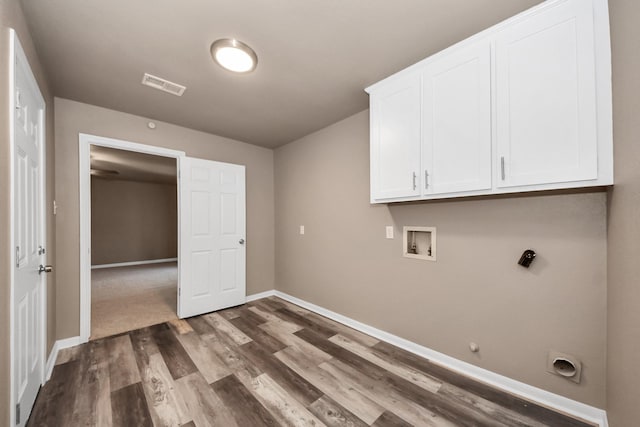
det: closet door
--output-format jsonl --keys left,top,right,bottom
{"left": 421, "top": 40, "right": 492, "bottom": 195}
{"left": 495, "top": 0, "right": 598, "bottom": 188}
{"left": 370, "top": 74, "right": 421, "bottom": 201}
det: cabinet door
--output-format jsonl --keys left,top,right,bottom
{"left": 370, "top": 75, "right": 421, "bottom": 201}
{"left": 422, "top": 41, "right": 492, "bottom": 195}
{"left": 496, "top": 0, "right": 598, "bottom": 188}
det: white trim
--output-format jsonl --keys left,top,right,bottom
{"left": 44, "top": 336, "right": 83, "bottom": 381}
{"left": 44, "top": 343, "right": 59, "bottom": 381}
{"left": 271, "top": 291, "right": 608, "bottom": 427}
{"left": 91, "top": 257, "right": 178, "bottom": 270}
{"left": 79, "top": 133, "right": 185, "bottom": 343}
{"left": 246, "top": 290, "right": 276, "bottom": 302}
{"left": 56, "top": 336, "right": 83, "bottom": 349}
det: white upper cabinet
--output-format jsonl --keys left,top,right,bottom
{"left": 421, "top": 40, "right": 492, "bottom": 195}
{"left": 366, "top": 0, "right": 612, "bottom": 204}
{"left": 370, "top": 74, "right": 421, "bottom": 201}
{"left": 495, "top": 0, "right": 598, "bottom": 188}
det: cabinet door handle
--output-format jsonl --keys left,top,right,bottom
{"left": 412, "top": 172, "right": 417, "bottom": 190}
{"left": 424, "top": 170, "right": 429, "bottom": 189}
{"left": 500, "top": 157, "right": 506, "bottom": 181}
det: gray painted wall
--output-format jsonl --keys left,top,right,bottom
{"left": 275, "top": 110, "right": 607, "bottom": 407}
{"left": 91, "top": 179, "right": 178, "bottom": 265}
{"left": 54, "top": 98, "right": 275, "bottom": 339}
{"left": 606, "top": 0, "right": 640, "bottom": 424}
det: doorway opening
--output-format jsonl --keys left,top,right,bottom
{"left": 79, "top": 133, "right": 247, "bottom": 343}
{"left": 79, "top": 134, "right": 185, "bottom": 342}
{"left": 89, "top": 145, "right": 178, "bottom": 339}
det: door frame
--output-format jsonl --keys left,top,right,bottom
{"left": 9, "top": 29, "right": 48, "bottom": 427}
{"left": 78, "top": 133, "right": 185, "bottom": 342}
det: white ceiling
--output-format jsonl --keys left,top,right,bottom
{"left": 21, "top": 0, "right": 543, "bottom": 148}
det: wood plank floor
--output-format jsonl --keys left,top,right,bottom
{"left": 28, "top": 297, "right": 596, "bottom": 427}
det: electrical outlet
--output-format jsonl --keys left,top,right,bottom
{"left": 385, "top": 226, "right": 394, "bottom": 239}
{"left": 299, "top": 225, "right": 305, "bottom": 235}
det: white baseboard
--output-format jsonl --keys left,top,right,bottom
{"left": 45, "top": 291, "right": 607, "bottom": 426}
{"left": 246, "top": 290, "right": 277, "bottom": 302}
{"left": 91, "top": 257, "right": 178, "bottom": 270}
{"left": 44, "top": 345, "right": 58, "bottom": 382}
{"left": 267, "top": 290, "right": 608, "bottom": 427}
{"left": 44, "top": 336, "right": 82, "bottom": 381}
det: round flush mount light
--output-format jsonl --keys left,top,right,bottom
{"left": 210, "top": 38, "right": 258, "bottom": 73}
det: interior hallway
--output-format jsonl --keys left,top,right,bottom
{"left": 91, "top": 262, "right": 178, "bottom": 340}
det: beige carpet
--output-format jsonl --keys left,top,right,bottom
{"left": 91, "top": 262, "right": 178, "bottom": 340}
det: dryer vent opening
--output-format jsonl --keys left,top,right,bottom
{"left": 553, "top": 358, "right": 577, "bottom": 377}
{"left": 546, "top": 350, "right": 582, "bottom": 384}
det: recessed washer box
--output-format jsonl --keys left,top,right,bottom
{"left": 403, "top": 226, "right": 436, "bottom": 261}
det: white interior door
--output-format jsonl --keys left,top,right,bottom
{"left": 12, "top": 30, "right": 46, "bottom": 427}
{"left": 178, "top": 157, "right": 246, "bottom": 318}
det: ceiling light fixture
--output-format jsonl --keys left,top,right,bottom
{"left": 210, "top": 38, "right": 258, "bottom": 73}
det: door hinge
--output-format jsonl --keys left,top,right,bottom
{"left": 16, "top": 403, "right": 20, "bottom": 424}
{"left": 15, "top": 246, "right": 20, "bottom": 267}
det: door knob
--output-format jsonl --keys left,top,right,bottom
{"left": 239, "top": 239, "right": 245, "bottom": 245}
{"left": 38, "top": 265, "right": 53, "bottom": 274}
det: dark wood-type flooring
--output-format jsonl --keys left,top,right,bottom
{"left": 28, "top": 297, "right": 595, "bottom": 427}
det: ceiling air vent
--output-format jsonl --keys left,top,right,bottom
{"left": 141, "top": 73, "right": 186, "bottom": 96}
